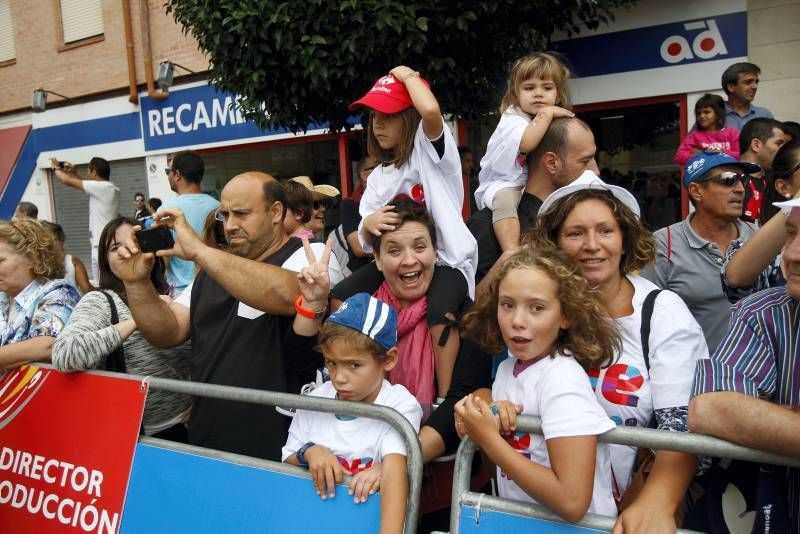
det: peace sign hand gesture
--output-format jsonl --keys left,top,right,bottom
{"left": 297, "top": 237, "right": 332, "bottom": 310}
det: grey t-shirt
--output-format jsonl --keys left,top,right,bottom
{"left": 640, "top": 214, "right": 757, "bottom": 354}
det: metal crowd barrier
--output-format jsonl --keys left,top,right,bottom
{"left": 450, "top": 414, "right": 800, "bottom": 533}
{"left": 63, "top": 367, "right": 424, "bottom": 534}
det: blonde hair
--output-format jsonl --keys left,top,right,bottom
{"left": 366, "top": 107, "right": 421, "bottom": 167}
{"left": 0, "top": 220, "right": 65, "bottom": 280}
{"left": 462, "top": 246, "right": 619, "bottom": 370}
{"left": 500, "top": 52, "right": 572, "bottom": 113}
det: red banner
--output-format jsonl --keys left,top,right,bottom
{"left": 0, "top": 365, "right": 146, "bottom": 533}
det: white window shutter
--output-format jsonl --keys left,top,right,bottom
{"left": 0, "top": 0, "right": 15, "bottom": 62}
{"left": 60, "top": 0, "right": 104, "bottom": 44}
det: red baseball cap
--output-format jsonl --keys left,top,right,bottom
{"left": 348, "top": 73, "right": 430, "bottom": 113}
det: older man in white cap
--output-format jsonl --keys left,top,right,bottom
{"left": 689, "top": 195, "right": 800, "bottom": 532}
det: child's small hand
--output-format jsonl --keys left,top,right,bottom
{"left": 455, "top": 394, "right": 501, "bottom": 446}
{"left": 305, "top": 445, "right": 346, "bottom": 500}
{"left": 536, "top": 106, "right": 574, "bottom": 121}
{"left": 492, "top": 400, "right": 523, "bottom": 435}
{"left": 363, "top": 206, "right": 400, "bottom": 237}
{"left": 348, "top": 463, "right": 382, "bottom": 503}
{"left": 297, "top": 237, "right": 332, "bottom": 306}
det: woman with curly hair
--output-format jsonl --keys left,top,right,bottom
{"left": 528, "top": 175, "right": 708, "bottom": 532}
{"left": 0, "top": 219, "right": 79, "bottom": 368}
{"left": 458, "top": 245, "right": 620, "bottom": 522}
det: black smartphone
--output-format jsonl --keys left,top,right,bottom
{"left": 137, "top": 226, "right": 174, "bottom": 253}
{"left": 57, "top": 161, "right": 65, "bottom": 169}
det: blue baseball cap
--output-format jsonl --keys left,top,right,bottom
{"left": 683, "top": 151, "right": 761, "bottom": 187}
{"left": 325, "top": 293, "right": 398, "bottom": 350}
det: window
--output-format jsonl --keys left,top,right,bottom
{"left": 0, "top": 0, "right": 15, "bottom": 64}
{"left": 59, "top": 0, "right": 103, "bottom": 45}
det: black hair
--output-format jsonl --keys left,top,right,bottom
{"left": 782, "top": 121, "right": 800, "bottom": 142}
{"left": 89, "top": 157, "right": 110, "bottom": 180}
{"left": 739, "top": 118, "right": 786, "bottom": 154}
{"left": 171, "top": 150, "right": 205, "bottom": 184}
{"left": 721, "top": 62, "right": 761, "bottom": 95}
{"left": 527, "top": 117, "right": 591, "bottom": 169}
{"left": 694, "top": 93, "right": 725, "bottom": 130}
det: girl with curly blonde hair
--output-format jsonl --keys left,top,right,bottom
{"left": 0, "top": 219, "right": 79, "bottom": 369}
{"left": 457, "top": 245, "right": 619, "bottom": 522}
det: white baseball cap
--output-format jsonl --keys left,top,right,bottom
{"left": 773, "top": 197, "right": 800, "bottom": 214}
{"left": 538, "top": 170, "right": 641, "bottom": 219}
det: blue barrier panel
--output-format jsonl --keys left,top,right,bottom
{"left": 121, "top": 443, "right": 380, "bottom": 533}
{"left": 459, "top": 505, "right": 604, "bottom": 533}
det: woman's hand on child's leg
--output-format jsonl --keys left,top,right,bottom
{"left": 305, "top": 445, "right": 346, "bottom": 500}
{"left": 455, "top": 394, "right": 501, "bottom": 447}
{"left": 349, "top": 463, "right": 382, "bottom": 504}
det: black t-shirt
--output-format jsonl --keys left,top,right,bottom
{"left": 340, "top": 198, "right": 361, "bottom": 236}
{"left": 467, "top": 192, "right": 543, "bottom": 284}
{"left": 187, "top": 238, "right": 305, "bottom": 460}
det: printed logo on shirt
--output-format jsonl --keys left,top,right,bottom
{"left": 588, "top": 363, "right": 644, "bottom": 407}
{"left": 337, "top": 456, "right": 374, "bottom": 474}
{"left": 500, "top": 431, "right": 532, "bottom": 480}
{"left": 410, "top": 183, "right": 426, "bottom": 206}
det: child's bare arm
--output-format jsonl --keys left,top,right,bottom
{"left": 457, "top": 394, "right": 596, "bottom": 523}
{"left": 519, "top": 106, "right": 574, "bottom": 154}
{"left": 391, "top": 65, "right": 442, "bottom": 140}
{"left": 379, "top": 454, "right": 407, "bottom": 534}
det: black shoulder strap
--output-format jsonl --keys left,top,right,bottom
{"left": 98, "top": 290, "right": 127, "bottom": 374}
{"left": 640, "top": 290, "right": 662, "bottom": 373}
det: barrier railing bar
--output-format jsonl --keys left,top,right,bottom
{"left": 451, "top": 414, "right": 800, "bottom": 533}
{"left": 139, "top": 436, "right": 317, "bottom": 480}
{"left": 46, "top": 366, "right": 422, "bottom": 534}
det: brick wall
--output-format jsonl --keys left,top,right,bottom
{"left": 0, "top": 0, "right": 208, "bottom": 113}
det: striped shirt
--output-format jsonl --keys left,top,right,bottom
{"left": 691, "top": 287, "right": 799, "bottom": 532}
{"left": 52, "top": 290, "right": 192, "bottom": 435}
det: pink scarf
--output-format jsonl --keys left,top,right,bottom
{"left": 374, "top": 282, "right": 435, "bottom": 404}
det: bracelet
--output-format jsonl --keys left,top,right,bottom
{"left": 296, "top": 442, "right": 316, "bottom": 467}
{"left": 294, "top": 295, "right": 326, "bottom": 320}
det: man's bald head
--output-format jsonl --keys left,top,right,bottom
{"left": 527, "top": 117, "right": 592, "bottom": 170}
{"left": 226, "top": 171, "right": 287, "bottom": 218}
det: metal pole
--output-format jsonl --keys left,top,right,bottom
{"left": 57, "top": 367, "right": 423, "bottom": 534}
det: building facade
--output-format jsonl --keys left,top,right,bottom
{"left": 0, "top": 0, "right": 798, "bottom": 265}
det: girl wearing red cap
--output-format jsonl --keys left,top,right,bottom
{"left": 331, "top": 65, "right": 478, "bottom": 400}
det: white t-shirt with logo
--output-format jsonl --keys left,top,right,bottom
{"left": 281, "top": 380, "right": 422, "bottom": 473}
{"left": 474, "top": 107, "right": 530, "bottom": 211}
{"left": 358, "top": 121, "right": 478, "bottom": 299}
{"left": 588, "top": 274, "right": 708, "bottom": 496}
{"left": 492, "top": 352, "right": 617, "bottom": 518}
{"left": 83, "top": 180, "right": 120, "bottom": 246}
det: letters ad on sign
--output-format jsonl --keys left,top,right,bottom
{"left": 0, "top": 365, "right": 146, "bottom": 533}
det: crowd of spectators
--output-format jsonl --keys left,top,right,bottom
{"left": 2, "top": 60, "right": 799, "bottom": 534}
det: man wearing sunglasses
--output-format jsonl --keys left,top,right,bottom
{"left": 642, "top": 151, "right": 761, "bottom": 353}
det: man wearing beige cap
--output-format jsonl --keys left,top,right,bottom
{"left": 289, "top": 176, "right": 340, "bottom": 240}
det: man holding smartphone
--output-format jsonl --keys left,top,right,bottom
{"left": 114, "top": 171, "right": 341, "bottom": 461}
{"left": 52, "top": 157, "right": 119, "bottom": 281}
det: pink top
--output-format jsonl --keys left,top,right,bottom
{"left": 674, "top": 127, "right": 741, "bottom": 166}
{"left": 291, "top": 229, "right": 315, "bottom": 240}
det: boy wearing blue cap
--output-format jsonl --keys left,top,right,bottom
{"left": 282, "top": 240, "right": 421, "bottom": 534}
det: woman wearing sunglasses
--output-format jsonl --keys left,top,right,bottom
{"left": 640, "top": 150, "right": 760, "bottom": 353}
{"left": 723, "top": 139, "right": 800, "bottom": 301}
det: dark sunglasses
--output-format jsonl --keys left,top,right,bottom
{"left": 703, "top": 171, "right": 752, "bottom": 187}
{"left": 164, "top": 168, "right": 174, "bottom": 176}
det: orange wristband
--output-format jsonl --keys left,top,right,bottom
{"left": 294, "top": 295, "right": 326, "bottom": 320}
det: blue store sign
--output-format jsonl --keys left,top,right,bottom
{"left": 140, "top": 84, "right": 307, "bottom": 152}
{"left": 553, "top": 11, "right": 747, "bottom": 78}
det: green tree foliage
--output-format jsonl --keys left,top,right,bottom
{"left": 165, "top": 0, "right": 636, "bottom": 132}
